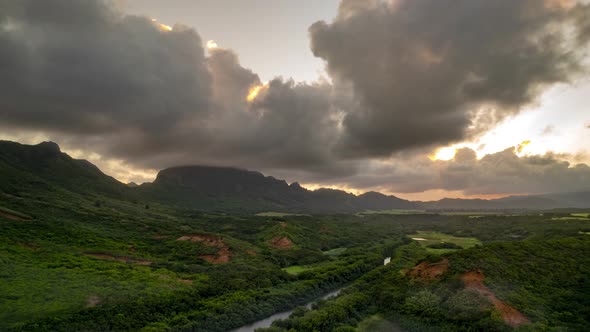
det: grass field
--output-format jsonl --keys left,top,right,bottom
{"left": 357, "top": 315, "right": 403, "bottom": 332}
{"left": 357, "top": 209, "right": 427, "bottom": 216}
{"left": 439, "top": 211, "right": 500, "bottom": 216}
{"left": 408, "top": 231, "right": 482, "bottom": 254}
{"left": 255, "top": 212, "right": 310, "bottom": 217}
{"left": 552, "top": 215, "right": 590, "bottom": 221}
{"left": 282, "top": 265, "right": 315, "bottom": 275}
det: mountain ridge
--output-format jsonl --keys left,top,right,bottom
{"left": 1, "top": 140, "right": 588, "bottom": 212}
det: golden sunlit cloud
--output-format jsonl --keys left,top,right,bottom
{"left": 544, "top": 0, "right": 576, "bottom": 10}
{"left": 206, "top": 40, "right": 219, "bottom": 50}
{"left": 516, "top": 140, "right": 531, "bottom": 154}
{"left": 300, "top": 183, "right": 362, "bottom": 195}
{"left": 246, "top": 83, "right": 268, "bottom": 103}
{"left": 151, "top": 18, "right": 172, "bottom": 32}
{"left": 429, "top": 146, "right": 457, "bottom": 161}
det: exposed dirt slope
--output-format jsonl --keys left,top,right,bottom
{"left": 270, "top": 236, "right": 293, "bottom": 249}
{"left": 408, "top": 258, "right": 449, "bottom": 281}
{"left": 461, "top": 270, "right": 530, "bottom": 327}
{"left": 177, "top": 234, "right": 232, "bottom": 264}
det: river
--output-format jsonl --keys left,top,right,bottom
{"left": 230, "top": 288, "right": 343, "bottom": 332}
{"left": 231, "top": 257, "right": 392, "bottom": 331}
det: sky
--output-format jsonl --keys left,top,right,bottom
{"left": 1, "top": 0, "right": 590, "bottom": 201}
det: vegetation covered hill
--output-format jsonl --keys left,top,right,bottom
{"left": 0, "top": 140, "right": 130, "bottom": 198}
{"left": 138, "top": 165, "right": 417, "bottom": 213}
{"left": 1, "top": 140, "right": 590, "bottom": 331}
{"left": 2, "top": 141, "right": 588, "bottom": 214}
{"left": 259, "top": 236, "right": 590, "bottom": 332}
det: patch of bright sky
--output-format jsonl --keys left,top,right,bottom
{"left": 121, "top": 0, "right": 340, "bottom": 83}
{"left": 430, "top": 80, "right": 590, "bottom": 164}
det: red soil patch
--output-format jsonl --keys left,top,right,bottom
{"left": 200, "top": 247, "right": 232, "bottom": 264}
{"left": 179, "top": 279, "right": 193, "bottom": 284}
{"left": 86, "top": 296, "right": 102, "bottom": 308}
{"left": 461, "top": 270, "right": 530, "bottom": 328}
{"left": 270, "top": 236, "right": 293, "bottom": 249}
{"left": 279, "top": 222, "right": 287, "bottom": 229}
{"left": 246, "top": 249, "right": 257, "bottom": 256}
{"left": 177, "top": 234, "right": 225, "bottom": 246}
{"left": 152, "top": 235, "right": 170, "bottom": 239}
{"left": 85, "top": 253, "right": 153, "bottom": 266}
{"left": 0, "top": 210, "right": 29, "bottom": 221}
{"left": 19, "top": 242, "right": 40, "bottom": 250}
{"left": 177, "top": 234, "right": 232, "bottom": 264}
{"left": 408, "top": 258, "right": 449, "bottom": 281}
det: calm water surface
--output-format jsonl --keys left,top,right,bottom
{"left": 230, "top": 288, "right": 342, "bottom": 332}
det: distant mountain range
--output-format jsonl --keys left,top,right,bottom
{"left": 1, "top": 140, "right": 588, "bottom": 213}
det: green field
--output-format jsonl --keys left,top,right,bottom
{"left": 323, "top": 247, "right": 347, "bottom": 256}
{"left": 358, "top": 209, "right": 427, "bottom": 215}
{"left": 255, "top": 211, "right": 310, "bottom": 217}
{"left": 357, "top": 315, "right": 403, "bottom": 332}
{"left": 552, "top": 216, "right": 590, "bottom": 221}
{"left": 282, "top": 265, "right": 316, "bottom": 275}
{"left": 2, "top": 145, "right": 590, "bottom": 331}
{"left": 408, "top": 231, "right": 482, "bottom": 254}
{"left": 440, "top": 211, "right": 500, "bottom": 216}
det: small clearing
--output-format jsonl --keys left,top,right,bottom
{"left": 85, "top": 253, "right": 153, "bottom": 265}
{"left": 282, "top": 265, "right": 314, "bottom": 275}
{"left": 86, "top": 296, "right": 101, "bottom": 308}
{"left": 255, "top": 212, "right": 309, "bottom": 217}
{"left": 323, "top": 247, "right": 347, "bottom": 256}
{"left": 408, "top": 258, "right": 449, "bottom": 281}
{"left": 152, "top": 235, "right": 170, "bottom": 239}
{"left": 409, "top": 231, "right": 481, "bottom": 254}
{"left": 177, "top": 234, "right": 232, "bottom": 264}
{"left": 199, "top": 247, "right": 231, "bottom": 264}
{"left": 461, "top": 270, "right": 530, "bottom": 328}
{"left": 270, "top": 236, "right": 293, "bottom": 249}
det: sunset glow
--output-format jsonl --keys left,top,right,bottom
{"left": 429, "top": 146, "right": 457, "bottom": 161}
{"left": 246, "top": 83, "right": 267, "bottom": 102}
{"left": 151, "top": 18, "right": 173, "bottom": 31}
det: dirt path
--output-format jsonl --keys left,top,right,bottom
{"left": 85, "top": 253, "right": 153, "bottom": 265}
{"left": 0, "top": 210, "right": 29, "bottom": 221}
{"left": 461, "top": 270, "right": 530, "bottom": 327}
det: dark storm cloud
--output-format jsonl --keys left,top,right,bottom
{"left": 1, "top": 0, "right": 589, "bottom": 195}
{"left": 0, "top": 0, "right": 212, "bottom": 135}
{"left": 310, "top": 0, "right": 590, "bottom": 158}
{"left": 0, "top": 0, "right": 343, "bottom": 173}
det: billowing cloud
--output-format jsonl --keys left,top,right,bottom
{"left": 310, "top": 0, "right": 590, "bottom": 158}
{"left": 317, "top": 147, "right": 590, "bottom": 197}
{"left": 0, "top": 0, "right": 344, "bottom": 174}
{"left": 0, "top": 0, "right": 589, "bottom": 197}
